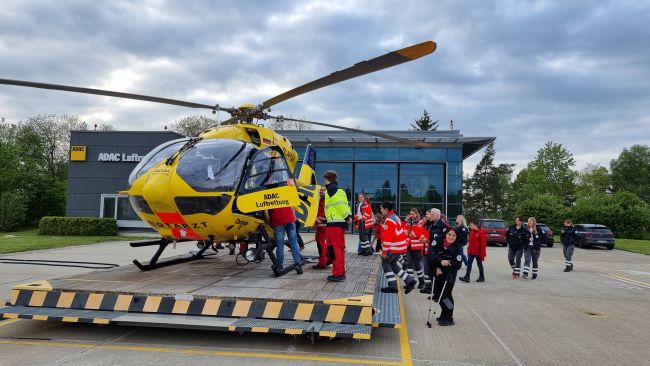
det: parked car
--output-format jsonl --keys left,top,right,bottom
{"left": 478, "top": 219, "right": 507, "bottom": 246}
{"left": 536, "top": 223, "right": 554, "bottom": 247}
{"left": 574, "top": 224, "right": 615, "bottom": 250}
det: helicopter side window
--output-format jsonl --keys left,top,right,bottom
{"left": 240, "top": 147, "right": 293, "bottom": 193}
{"left": 128, "top": 138, "right": 190, "bottom": 186}
{"left": 176, "top": 140, "right": 251, "bottom": 192}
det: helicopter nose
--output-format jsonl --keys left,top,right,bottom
{"left": 142, "top": 172, "right": 176, "bottom": 213}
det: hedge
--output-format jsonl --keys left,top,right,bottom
{"left": 39, "top": 216, "right": 118, "bottom": 236}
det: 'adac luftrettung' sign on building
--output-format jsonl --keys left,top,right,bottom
{"left": 97, "top": 153, "right": 145, "bottom": 162}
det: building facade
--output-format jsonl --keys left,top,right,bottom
{"left": 67, "top": 130, "right": 184, "bottom": 228}
{"left": 279, "top": 130, "right": 493, "bottom": 218}
{"left": 67, "top": 129, "right": 493, "bottom": 228}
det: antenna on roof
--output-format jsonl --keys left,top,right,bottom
{"left": 449, "top": 119, "right": 454, "bottom": 130}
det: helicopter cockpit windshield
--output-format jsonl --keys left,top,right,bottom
{"left": 176, "top": 139, "right": 252, "bottom": 192}
{"left": 128, "top": 137, "right": 190, "bottom": 186}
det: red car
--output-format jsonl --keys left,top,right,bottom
{"left": 478, "top": 219, "right": 508, "bottom": 246}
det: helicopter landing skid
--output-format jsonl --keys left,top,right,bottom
{"left": 130, "top": 238, "right": 213, "bottom": 271}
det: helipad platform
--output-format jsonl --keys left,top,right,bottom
{"left": 1, "top": 251, "right": 401, "bottom": 340}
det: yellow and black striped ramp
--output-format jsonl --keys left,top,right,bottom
{"left": 10, "top": 287, "right": 374, "bottom": 326}
{"left": 0, "top": 305, "right": 372, "bottom": 339}
{"left": 1, "top": 305, "right": 119, "bottom": 325}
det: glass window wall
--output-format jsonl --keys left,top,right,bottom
{"left": 399, "top": 163, "right": 444, "bottom": 217}
{"left": 354, "top": 163, "right": 397, "bottom": 212}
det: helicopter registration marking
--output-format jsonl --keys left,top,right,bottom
{"left": 154, "top": 212, "right": 205, "bottom": 240}
{"left": 147, "top": 220, "right": 208, "bottom": 230}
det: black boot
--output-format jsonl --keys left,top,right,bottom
{"left": 420, "top": 286, "right": 432, "bottom": 294}
{"left": 438, "top": 317, "right": 455, "bottom": 326}
{"left": 564, "top": 265, "right": 571, "bottom": 272}
{"left": 476, "top": 276, "right": 485, "bottom": 282}
{"left": 404, "top": 278, "right": 416, "bottom": 294}
{"left": 417, "top": 280, "right": 425, "bottom": 289}
{"left": 459, "top": 275, "right": 470, "bottom": 283}
{"left": 532, "top": 274, "right": 537, "bottom": 280}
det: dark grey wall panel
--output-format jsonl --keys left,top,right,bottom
{"left": 66, "top": 131, "right": 183, "bottom": 218}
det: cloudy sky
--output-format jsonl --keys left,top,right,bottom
{"left": 1, "top": 0, "right": 649, "bottom": 175}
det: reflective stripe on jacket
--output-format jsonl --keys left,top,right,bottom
{"left": 381, "top": 211, "right": 407, "bottom": 254}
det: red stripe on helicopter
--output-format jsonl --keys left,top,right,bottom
{"left": 156, "top": 212, "right": 185, "bottom": 224}
{"left": 156, "top": 212, "right": 204, "bottom": 240}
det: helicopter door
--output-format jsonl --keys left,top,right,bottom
{"left": 236, "top": 146, "right": 300, "bottom": 213}
{"left": 294, "top": 144, "right": 320, "bottom": 228}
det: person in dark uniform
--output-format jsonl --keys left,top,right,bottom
{"left": 452, "top": 214, "right": 469, "bottom": 267}
{"left": 422, "top": 208, "right": 451, "bottom": 294}
{"left": 430, "top": 228, "right": 463, "bottom": 326}
{"left": 560, "top": 218, "right": 578, "bottom": 272}
{"left": 506, "top": 217, "right": 526, "bottom": 279}
{"left": 522, "top": 217, "right": 542, "bottom": 279}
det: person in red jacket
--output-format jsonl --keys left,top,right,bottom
{"left": 355, "top": 193, "right": 374, "bottom": 256}
{"left": 379, "top": 201, "right": 417, "bottom": 294}
{"left": 373, "top": 212, "right": 384, "bottom": 252}
{"left": 459, "top": 220, "right": 486, "bottom": 282}
{"left": 403, "top": 208, "right": 428, "bottom": 289}
{"left": 313, "top": 187, "right": 331, "bottom": 269}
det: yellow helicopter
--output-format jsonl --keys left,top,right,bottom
{"left": 0, "top": 41, "right": 436, "bottom": 275}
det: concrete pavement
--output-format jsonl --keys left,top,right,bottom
{"left": 1, "top": 235, "right": 649, "bottom": 365}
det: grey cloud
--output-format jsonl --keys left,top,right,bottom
{"left": 0, "top": 0, "right": 648, "bottom": 175}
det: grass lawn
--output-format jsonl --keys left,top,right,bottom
{"left": 614, "top": 239, "right": 650, "bottom": 255}
{"left": 553, "top": 235, "right": 650, "bottom": 255}
{"left": 0, "top": 228, "right": 150, "bottom": 254}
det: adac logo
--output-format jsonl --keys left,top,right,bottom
{"left": 264, "top": 193, "right": 280, "bottom": 200}
{"left": 70, "top": 146, "right": 87, "bottom": 161}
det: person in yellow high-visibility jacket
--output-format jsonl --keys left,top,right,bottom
{"left": 323, "top": 170, "right": 352, "bottom": 282}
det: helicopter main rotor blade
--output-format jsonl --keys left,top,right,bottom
{"left": 260, "top": 41, "right": 436, "bottom": 110}
{"left": 0, "top": 78, "right": 229, "bottom": 112}
{"left": 271, "top": 116, "right": 433, "bottom": 148}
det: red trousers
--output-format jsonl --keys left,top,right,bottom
{"left": 316, "top": 226, "right": 329, "bottom": 266}
{"left": 326, "top": 226, "right": 346, "bottom": 276}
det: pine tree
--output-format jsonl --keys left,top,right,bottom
{"left": 410, "top": 110, "right": 439, "bottom": 131}
{"left": 464, "top": 142, "right": 514, "bottom": 220}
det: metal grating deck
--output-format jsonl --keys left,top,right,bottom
{"left": 372, "top": 267, "right": 401, "bottom": 327}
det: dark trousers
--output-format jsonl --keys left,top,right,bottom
{"left": 374, "top": 238, "right": 382, "bottom": 252}
{"left": 465, "top": 254, "right": 484, "bottom": 278}
{"left": 563, "top": 244, "right": 575, "bottom": 267}
{"left": 405, "top": 249, "right": 424, "bottom": 282}
{"left": 508, "top": 248, "right": 523, "bottom": 274}
{"left": 423, "top": 250, "right": 434, "bottom": 289}
{"left": 523, "top": 247, "right": 541, "bottom": 276}
{"left": 357, "top": 225, "right": 372, "bottom": 253}
{"left": 381, "top": 252, "right": 414, "bottom": 289}
{"left": 433, "top": 272, "right": 456, "bottom": 320}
